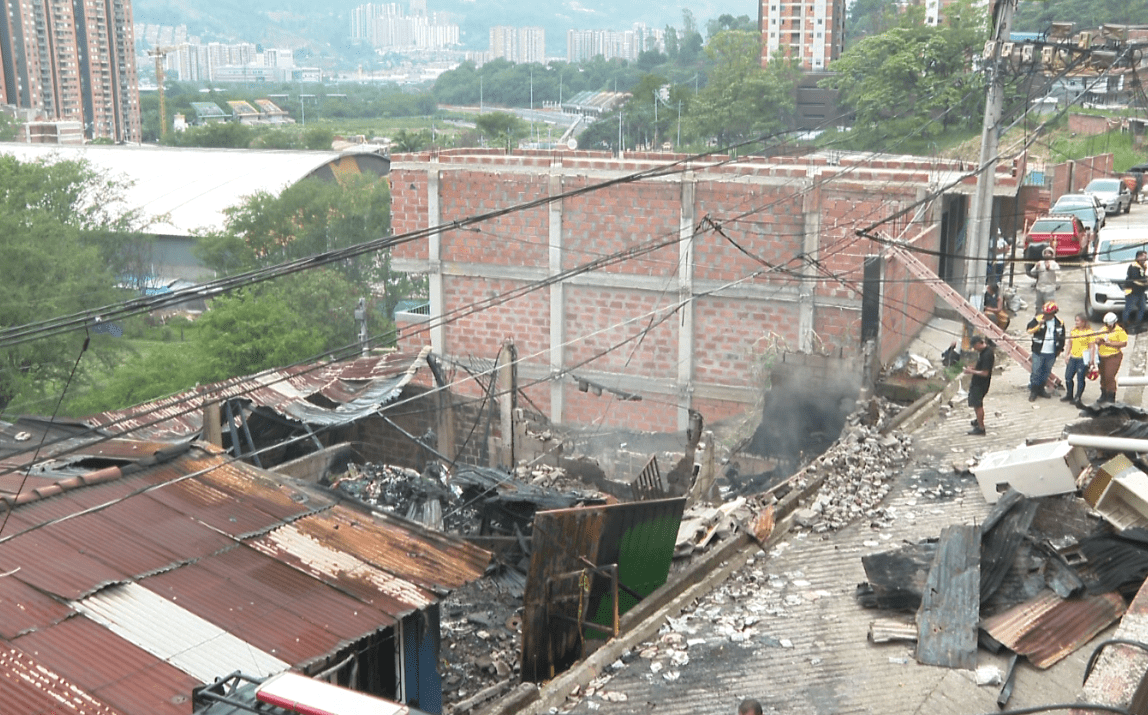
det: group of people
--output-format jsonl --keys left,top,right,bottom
{"left": 965, "top": 303, "right": 1129, "bottom": 436}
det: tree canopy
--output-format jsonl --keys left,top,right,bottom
{"left": 0, "top": 157, "right": 138, "bottom": 411}
{"left": 823, "top": 1, "right": 987, "bottom": 149}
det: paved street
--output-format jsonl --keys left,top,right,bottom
{"left": 546, "top": 204, "right": 1148, "bottom": 715}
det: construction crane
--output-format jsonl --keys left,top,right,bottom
{"left": 147, "top": 46, "right": 179, "bottom": 139}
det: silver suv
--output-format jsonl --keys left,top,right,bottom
{"left": 1084, "top": 178, "right": 1133, "bottom": 215}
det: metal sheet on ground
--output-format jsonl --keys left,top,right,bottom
{"left": 916, "top": 523, "right": 981, "bottom": 669}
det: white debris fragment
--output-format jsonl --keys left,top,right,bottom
{"left": 975, "top": 666, "right": 1003, "bottom": 686}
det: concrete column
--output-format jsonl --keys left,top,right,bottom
{"left": 548, "top": 168, "right": 565, "bottom": 424}
{"left": 427, "top": 164, "right": 444, "bottom": 354}
{"left": 799, "top": 205, "right": 819, "bottom": 353}
{"left": 677, "top": 172, "right": 696, "bottom": 431}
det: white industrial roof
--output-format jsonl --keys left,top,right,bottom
{"left": 0, "top": 143, "right": 354, "bottom": 237}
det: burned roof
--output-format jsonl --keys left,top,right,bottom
{"left": 84, "top": 349, "right": 431, "bottom": 441}
{"left": 0, "top": 438, "right": 490, "bottom": 713}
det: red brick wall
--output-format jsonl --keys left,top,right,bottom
{"left": 1068, "top": 113, "right": 1118, "bottom": 136}
{"left": 389, "top": 150, "right": 989, "bottom": 430}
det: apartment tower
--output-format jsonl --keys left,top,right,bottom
{"left": 761, "top": 0, "right": 845, "bottom": 70}
{"left": 0, "top": 0, "right": 142, "bottom": 141}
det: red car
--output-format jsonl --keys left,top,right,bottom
{"left": 1023, "top": 213, "right": 1090, "bottom": 265}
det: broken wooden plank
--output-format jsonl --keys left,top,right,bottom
{"left": 916, "top": 523, "right": 981, "bottom": 669}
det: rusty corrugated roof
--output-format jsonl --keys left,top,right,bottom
{"left": 11, "top": 615, "right": 202, "bottom": 715}
{"left": 982, "top": 590, "right": 1127, "bottom": 668}
{"left": 288, "top": 505, "right": 492, "bottom": 593}
{"left": 0, "top": 642, "right": 123, "bottom": 715}
{"left": 0, "top": 437, "right": 489, "bottom": 713}
{"left": 84, "top": 350, "right": 429, "bottom": 440}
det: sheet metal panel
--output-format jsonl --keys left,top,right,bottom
{"left": 39, "top": 511, "right": 185, "bottom": 579}
{"left": 75, "top": 582, "right": 290, "bottom": 682}
{"left": 0, "top": 573, "right": 72, "bottom": 638}
{"left": 194, "top": 458, "right": 318, "bottom": 521}
{"left": 290, "top": 506, "right": 491, "bottom": 592}
{"left": 143, "top": 476, "right": 289, "bottom": 538}
{"left": 983, "top": 590, "right": 1127, "bottom": 668}
{"left": 96, "top": 495, "right": 235, "bottom": 560}
{"left": 143, "top": 564, "right": 347, "bottom": 666}
{"left": 196, "top": 545, "right": 396, "bottom": 641}
{"left": 85, "top": 352, "right": 425, "bottom": 440}
{"left": 521, "top": 498, "right": 686, "bottom": 682}
{"left": 0, "top": 527, "right": 125, "bottom": 599}
{"left": 12, "top": 615, "right": 202, "bottom": 715}
{"left": 250, "top": 522, "right": 435, "bottom": 616}
{"left": 915, "top": 523, "right": 981, "bottom": 669}
{"left": 0, "top": 643, "right": 122, "bottom": 715}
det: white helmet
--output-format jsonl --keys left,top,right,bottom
{"left": 1104, "top": 312, "right": 1118, "bottom": 325}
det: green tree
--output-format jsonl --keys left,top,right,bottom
{"left": 475, "top": 111, "right": 529, "bottom": 149}
{"left": 0, "top": 113, "right": 18, "bottom": 141}
{"left": 304, "top": 126, "right": 335, "bottom": 150}
{"left": 166, "top": 121, "right": 256, "bottom": 148}
{"left": 0, "top": 157, "right": 135, "bottom": 410}
{"left": 392, "top": 128, "right": 431, "bottom": 152}
{"left": 845, "top": 0, "right": 899, "bottom": 48}
{"left": 823, "top": 1, "right": 987, "bottom": 149}
{"left": 706, "top": 13, "right": 757, "bottom": 38}
{"left": 686, "top": 31, "right": 800, "bottom": 146}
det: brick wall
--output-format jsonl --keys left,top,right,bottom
{"left": 1068, "top": 113, "right": 1119, "bottom": 136}
{"left": 389, "top": 149, "right": 1007, "bottom": 431}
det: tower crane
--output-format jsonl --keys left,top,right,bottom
{"left": 147, "top": 46, "right": 179, "bottom": 139}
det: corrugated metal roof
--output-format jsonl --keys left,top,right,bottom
{"left": 85, "top": 351, "right": 428, "bottom": 440}
{"left": 0, "top": 437, "right": 489, "bottom": 713}
{"left": 143, "top": 563, "right": 347, "bottom": 666}
{"left": 12, "top": 615, "right": 202, "bottom": 715}
{"left": 982, "top": 590, "right": 1127, "bottom": 668}
{"left": 0, "top": 575, "right": 72, "bottom": 639}
{"left": 0, "top": 642, "right": 123, "bottom": 714}
{"left": 75, "top": 582, "right": 289, "bottom": 682}
{"left": 250, "top": 521, "right": 435, "bottom": 615}
{"left": 288, "top": 505, "right": 491, "bottom": 593}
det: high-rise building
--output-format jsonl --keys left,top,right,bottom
{"left": 760, "top": 0, "right": 845, "bottom": 71}
{"left": 0, "top": 0, "right": 141, "bottom": 142}
{"left": 489, "top": 26, "right": 544, "bottom": 64}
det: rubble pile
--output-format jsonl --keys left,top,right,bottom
{"left": 330, "top": 463, "right": 479, "bottom": 533}
{"left": 787, "top": 423, "right": 913, "bottom": 535}
{"left": 439, "top": 573, "right": 524, "bottom": 712}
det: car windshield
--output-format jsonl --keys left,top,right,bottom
{"left": 1097, "top": 241, "right": 1148, "bottom": 262}
{"left": 1053, "top": 197, "right": 1094, "bottom": 210}
{"left": 1087, "top": 179, "right": 1121, "bottom": 192}
{"left": 1030, "top": 219, "right": 1074, "bottom": 233}
{"left": 1054, "top": 206, "right": 1094, "bottom": 219}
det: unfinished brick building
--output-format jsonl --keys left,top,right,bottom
{"left": 389, "top": 149, "right": 1022, "bottom": 433}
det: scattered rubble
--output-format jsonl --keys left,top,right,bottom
{"left": 440, "top": 572, "right": 524, "bottom": 712}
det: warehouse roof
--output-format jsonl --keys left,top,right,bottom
{"left": 0, "top": 143, "right": 390, "bottom": 237}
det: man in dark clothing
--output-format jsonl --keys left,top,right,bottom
{"left": 1026, "top": 301, "right": 1066, "bottom": 401}
{"left": 1124, "top": 250, "right": 1148, "bottom": 331}
{"left": 965, "top": 336, "right": 994, "bottom": 435}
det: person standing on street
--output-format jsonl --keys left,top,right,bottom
{"left": 991, "top": 230, "right": 1010, "bottom": 285}
{"left": 1096, "top": 312, "right": 1129, "bottom": 403}
{"left": 1026, "top": 302, "right": 1066, "bottom": 401}
{"left": 1062, "top": 313, "right": 1097, "bottom": 407}
{"left": 965, "top": 336, "right": 994, "bottom": 436}
{"left": 1032, "top": 247, "right": 1059, "bottom": 307}
{"left": 1123, "top": 250, "right": 1148, "bottom": 332}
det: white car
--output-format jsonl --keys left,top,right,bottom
{"left": 1085, "top": 227, "right": 1148, "bottom": 319}
{"left": 1084, "top": 177, "right": 1133, "bottom": 215}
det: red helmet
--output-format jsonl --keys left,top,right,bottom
{"left": 1043, "top": 301, "right": 1058, "bottom": 314}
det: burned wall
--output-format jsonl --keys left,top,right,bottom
{"left": 748, "top": 352, "right": 861, "bottom": 476}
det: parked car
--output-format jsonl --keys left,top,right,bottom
{"left": 1023, "top": 214, "right": 1091, "bottom": 270}
{"left": 1084, "top": 227, "right": 1148, "bottom": 319}
{"left": 1052, "top": 193, "right": 1105, "bottom": 234}
{"left": 1084, "top": 177, "right": 1133, "bottom": 215}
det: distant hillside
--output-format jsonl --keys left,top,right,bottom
{"left": 131, "top": 0, "right": 756, "bottom": 60}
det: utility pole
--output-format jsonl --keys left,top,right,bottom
{"left": 966, "top": 0, "right": 1018, "bottom": 307}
